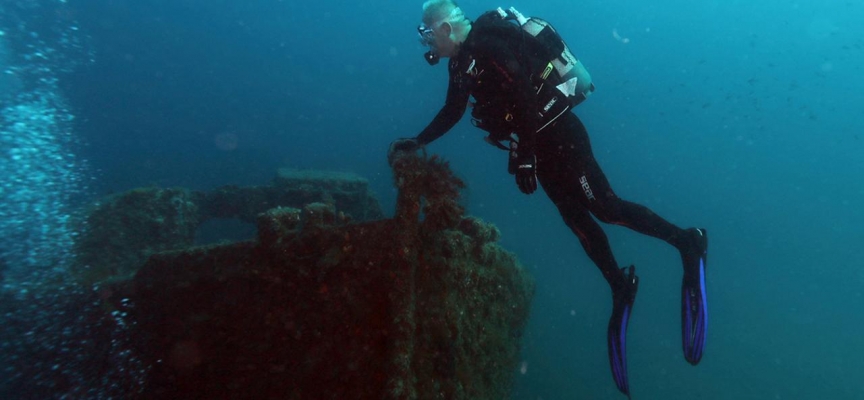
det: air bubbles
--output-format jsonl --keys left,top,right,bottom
{"left": 0, "top": 2, "right": 128, "bottom": 397}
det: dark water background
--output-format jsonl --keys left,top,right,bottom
{"left": 2, "top": 0, "right": 863, "bottom": 398}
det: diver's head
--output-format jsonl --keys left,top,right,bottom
{"left": 418, "top": 0, "right": 471, "bottom": 64}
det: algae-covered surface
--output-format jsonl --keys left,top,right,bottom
{"left": 84, "top": 155, "right": 533, "bottom": 399}
{"left": 72, "top": 169, "right": 383, "bottom": 285}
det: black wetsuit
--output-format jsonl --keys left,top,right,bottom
{"left": 416, "top": 15, "right": 690, "bottom": 289}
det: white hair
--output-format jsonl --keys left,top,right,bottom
{"left": 421, "top": 0, "right": 465, "bottom": 26}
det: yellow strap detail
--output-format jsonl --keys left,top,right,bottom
{"left": 540, "top": 62, "right": 554, "bottom": 80}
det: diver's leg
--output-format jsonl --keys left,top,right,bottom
{"left": 535, "top": 112, "right": 639, "bottom": 287}
{"left": 541, "top": 185, "right": 622, "bottom": 286}
{"left": 538, "top": 161, "right": 638, "bottom": 398}
{"left": 536, "top": 120, "right": 637, "bottom": 397}
{"left": 552, "top": 114, "right": 690, "bottom": 248}
{"left": 544, "top": 113, "right": 709, "bottom": 366}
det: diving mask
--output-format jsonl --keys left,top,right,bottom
{"left": 416, "top": 7, "right": 463, "bottom": 66}
{"left": 417, "top": 24, "right": 441, "bottom": 65}
{"left": 417, "top": 24, "right": 436, "bottom": 48}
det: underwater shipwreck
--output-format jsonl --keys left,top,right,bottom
{"left": 70, "top": 154, "right": 534, "bottom": 399}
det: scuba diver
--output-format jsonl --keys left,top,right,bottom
{"left": 387, "top": 1, "right": 709, "bottom": 397}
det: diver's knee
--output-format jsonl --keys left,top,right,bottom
{"left": 591, "top": 202, "right": 624, "bottom": 224}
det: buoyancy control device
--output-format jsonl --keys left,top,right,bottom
{"left": 471, "top": 7, "right": 595, "bottom": 149}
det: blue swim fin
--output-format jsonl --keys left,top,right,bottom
{"left": 681, "top": 228, "right": 708, "bottom": 365}
{"left": 608, "top": 265, "right": 638, "bottom": 399}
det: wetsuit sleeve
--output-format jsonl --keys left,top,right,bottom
{"left": 415, "top": 66, "right": 471, "bottom": 146}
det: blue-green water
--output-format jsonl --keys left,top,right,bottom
{"left": 1, "top": 0, "right": 862, "bottom": 398}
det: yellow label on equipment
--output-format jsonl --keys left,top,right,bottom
{"left": 540, "top": 62, "right": 554, "bottom": 80}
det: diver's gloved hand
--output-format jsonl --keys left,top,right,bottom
{"left": 508, "top": 140, "right": 537, "bottom": 194}
{"left": 387, "top": 137, "right": 421, "bottom": 166}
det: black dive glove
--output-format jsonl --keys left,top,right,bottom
{"left": 387, "top": 137, "right": 421, "bottom": 166}
{"left": 508, "top": 140, "right": 538, "bottom": 194}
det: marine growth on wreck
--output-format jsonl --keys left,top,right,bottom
{"left": 65, "top": 153, "right": 535, "bottom": 399}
